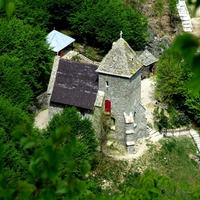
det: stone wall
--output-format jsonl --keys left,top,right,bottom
{"left": 98, "top": 68, "right": 147, "bottom": 146}
{"left": 29, "top": 92, "right": 48, "bottom": 114}
{"left": 48, "top": 102, "right": 65, "bottom": 121}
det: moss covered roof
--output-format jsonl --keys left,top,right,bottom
{"left": 96, "top": 38, "right": 143, "bottom": 78}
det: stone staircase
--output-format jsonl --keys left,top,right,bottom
{"left": 190, "top": 129, "right": 200, "bottom": 152}
{"left": 148, "top": 127, "right": 200, "bottom": 153}
{"left": 177, "top": 0, "right": 193, "bottom": 32}
{"left": 125, "top": 123, "right": 137, "bottom": 153}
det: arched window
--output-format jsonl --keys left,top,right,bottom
{"left": 105, "top": 81, "right": 109, "bottom": 89}
{"left": 134, "top": 112, "right": 136, "bottom": 122}
{"left": 111, "top": 117, "right": 115, "bottom": 130}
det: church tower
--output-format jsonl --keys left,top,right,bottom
{"left": 96, "top": 33, "right": 148, "bottom": 152}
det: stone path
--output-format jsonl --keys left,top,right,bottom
{"left": 190, "top": 129, "right": 200, "bottom": 152}
{"left": 177, "top": 0, "right": 200, "bottom": 36}
{"left": 177, "top": 0, "right": 193, "bottom": 32}
{"left": 149, "top": 128, "right": 200, "bottom": 152}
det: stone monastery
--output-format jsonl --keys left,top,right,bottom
{"left": 47, "top": 33, "right": 155, "bottom": 153}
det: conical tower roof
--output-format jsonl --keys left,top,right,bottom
{"left": 96, "top": 38, "right": 142, "bottom": 78}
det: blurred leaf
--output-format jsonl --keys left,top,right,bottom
{"left": 186, "top": 76, "right": 200, "bottom": 96}
{"left": 56, "top": 182, "right": 68, "bottom": 194}
{"left": 70, "top": 135, "right": 76, "bottom": 146}
{"left": 80, "top": 162, "right": 91, "bottom": 175}
{"left": 149, "top": 187, "right": 160, "bottom": 194}
{"left": 67, "top": 161, "right": 76, "bottom": 171}
{"left": 5, "top": 1, "right": 15, "bottom": 17}
{"left": 20, "top": 137, "right": 28, "bottom": 148}
{"left": 0, "top": 0, "right": 5, "bottom": 8}
{"left": 172, "top": 33, "right": 199, "bottom": 66}
{"left": 42, "top": 189, "right": 56, "bottom": 200}
{"left": 63, "top": 145, "right": 73, "bottom": 157}
{"left": 23, "top": 141, "right": 35, "bottom": 150}
{"left": 25, "top": 123, "right": 32, "bottom": 133}
{"left": 194, "top": 0, "right": 200, "bottom": 13}
{"left": 0, "top": 142, "right": 3, "bottom": 158}
{"left": 12, "top": 127, "right": 25, "bottom": 139}
{"left": 0, "top": 175, "right": 7, "bottom": 189}
{"left": 192, "top": 54, "right": 200, "bottom": 76}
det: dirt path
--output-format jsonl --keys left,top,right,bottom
{"left": 141, "top": 78, "right": 156, "bottom": 127}
{"left": 34, "top": 109, "right": 48, "bottom": 129}
{"left": 191, "top": 7, "right": 200, "bottom": 37}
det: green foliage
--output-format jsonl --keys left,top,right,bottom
{"left": 118, "top": 170, "right": 175, "bottom": 200}
{"left": 130, "top": 136, "right": 200, "bottom": 199}
{"left": 172, "top": 33, "right": 200, "bottom": 96}
{"left": 155, "top": 37, "right": 200, "bottom": 125}
{"left": 153, "top": 0, "right": 165, "bottom": 19}
{"left": 0, "top": 17, "right": 54, "bottom": 97}
{"left": 184, "top": 95, "right": 200, "bottom": 124}
{"left": 0, "top": 96, "right": 31, "bottom": 133}
{"left": 153, "top": 107, "right": 169, "bottom": 129}
{"left": 69, "top": 0, "right": 148, "bottom": 50}
{"left": 0, "top": 0, "right": 15, "bottom": 17}
{"left": 166, "top": 107, "right": 190, "bottom": 128}
{"left": 0, "top": 124, "right": 98, "bottom": 200}
{"left": 44, "top": 107, "right": 99, "bottom": 176}
{"left": 168, "top": 0, "right": 178, "bottom": 20}
{"left": 123, "top": 0, "right": 147, "bottom": 12}
{"left": 14, "top": 0, "right": 52, "bottom": 28}
{"left": 0, "top": 54, "right": 33, "bottom": 109}
{"left": 99, "top": 113, "right": 111, "bottom": 153}
{"left": 153, "top": 106, "right": 190, "bottom": 129}
{"left": 154, "top": 47, "right": 189, "bottom": 105}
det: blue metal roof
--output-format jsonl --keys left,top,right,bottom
{"left": 46, "top": 30, "right": 75, "bottom": 53}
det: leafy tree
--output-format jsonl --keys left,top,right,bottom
{"left": 172, "top": 33, "right": 200, "bottom": 96}
{"left": 44, "top": 107, "right": 99, "bottom": 177}
{"left": 0, "top": 96, "right": 31, "bottom": 134}
{"left": 13, "top": 0, "right": 51, "bottom": 28}
{"left": 154, "top": 47, "right": 190, "bottom": 106}
{"left": 154, "top": 43, "right": 200, "bottom": 124}
{"left": 0, "top": 125, "right": 101, "bottom": 200}
{"left": 0, "top": 97, "right": 32, "bottom": 182}
{"left": 184, "top": 94, "right": 200, "bottom": 124}
{"left": 0, "top": 17, "right": 54, "bottom": 96}
{"left": 0, "top": 54, "right": 33, "bottom": 109}
{"left": 69, "top": 0, "right": 148, "bottom": 50}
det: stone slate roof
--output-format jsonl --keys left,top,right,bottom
{"left": 47, "top": 30, "right": 75, "bottom": 53}
{"left": 138, "top": 49, "right": 158, "bottom": 66}
{"left": 96, "top": 38, "right": 143, "bottom": 78}
{"left": 50, "top": 59, "right": 98, "bottom": 110}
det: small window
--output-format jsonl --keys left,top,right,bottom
{"left": 134, "top": 112, "right": 136, "bottom": 121}
{"left": 111, "top": 117, "right": 115, "bottom": 130}
{"left": 105, "top": 81, "right": 109, "bottom": 90}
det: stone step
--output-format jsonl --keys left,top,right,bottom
{"left": 180, "top": 16, "right": 191, "bottom": 20}
{"left": 167, "top": 133, "right": 173, "bottom": 136}
{"left": 126, "top": 130, "right": 134, "bottom": 134}
{"left": 126, "top": 141, "right": 135, "bottom": 146}
{"left": 183, "top": 24, "right": 192, "bottom": 28}
{"left": 182, "top": 21, "right": 192, "bottom": 25}
{"left": 192, "top": 135, "right": 200, "bottom": 138}
{"left": 183, "top": 28, "right": 192, "bottom": 32}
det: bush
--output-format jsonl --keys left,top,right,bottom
{"left": 44, "top": 107, "right": 99, "bottom": 178}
